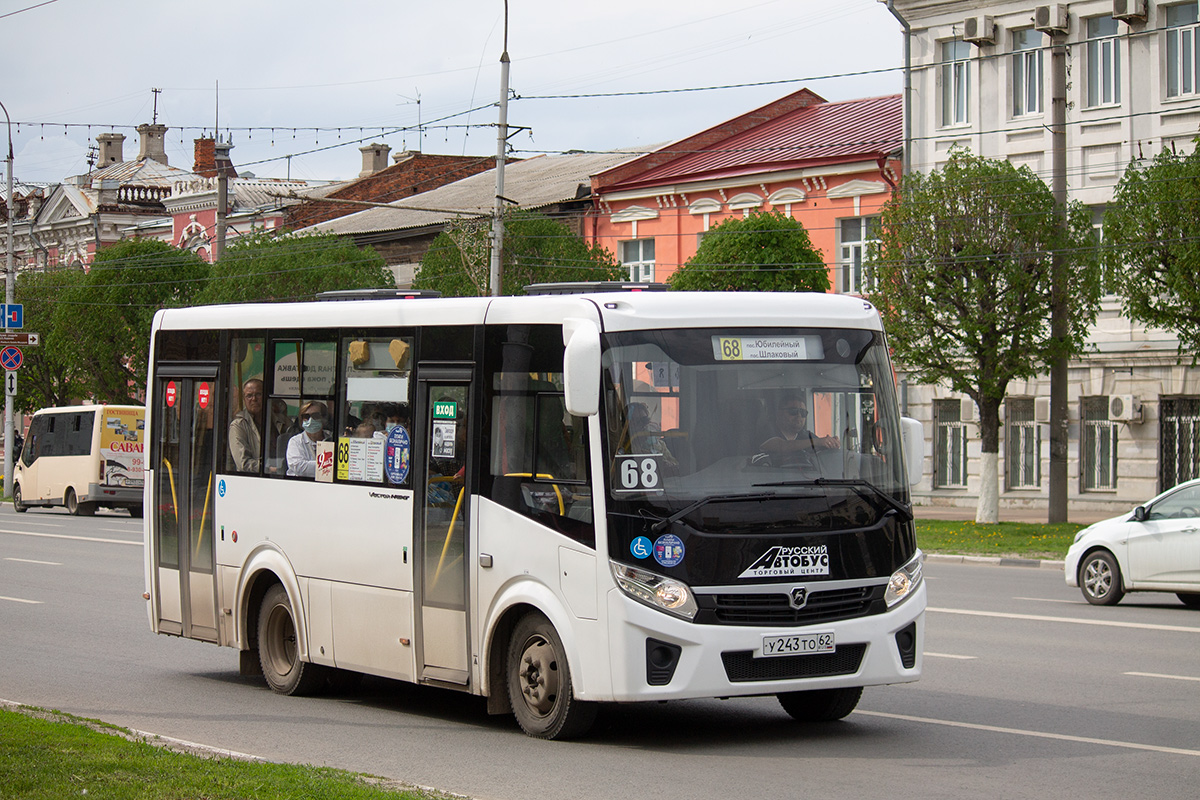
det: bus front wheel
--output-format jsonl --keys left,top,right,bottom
{"left": 777, "top": 686, "right": 863, "bottom": 722}
{"left": 13, "top": 484, "right": 27, "bottom": 513}
{"left": 506, "top": 612, "right": 596, "bottom": 740}
{"left": 257, "top": 584, "right": 326, "bottom": 696}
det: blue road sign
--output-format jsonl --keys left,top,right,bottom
{"left": 1, "top": 346, "right": 23, "bottom": 370}
{"left": 1, "top": 304, "right": 23, "bottom": 329}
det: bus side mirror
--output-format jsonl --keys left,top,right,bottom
{"left": 562, "top": 317, "right": 600, "bottom": 417}
{"left": 901, "top": 417, "right": 924, "bottom": 487}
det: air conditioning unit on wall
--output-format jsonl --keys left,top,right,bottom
{"left": 960, "top": 397, "right": 976, "bottom": 422}
{"left": 1034, "top": 397, "right": 1051, "bottom": 423}
{"left": 963, "top": 15, "right": 995, "bottom": 45}
{"left": 1108, "top": 394, "right": 1142, "bottom": 423}
{"left": 1112, "top": 0, "right": 1148, "bottom": 23}
{"left": 1034, "top": 4, "right": 1069, "bottom": 34}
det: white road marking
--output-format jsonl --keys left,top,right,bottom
{"left": 858, "top": 710, "right": 1200, "bottom": 757}
{"left": 4, "top": 557, "right": 61, "bottom": 565}
{"left": 0, "top": 595, "right": 42, "bottom": 604}
{"left": 927, "top": 606, "right": 1200, "bottom": 634}
{"left": 1012, "top": 596, "right": 1077, "bottom": 604}
{"left": 0, "top": 528, "right": 140, "bottom": 546}
{"left": 923, "top": 652, "right": 977, "bottom": 660}
{"left": 1125, "top": 671, "right": 1200, "bottom": 683}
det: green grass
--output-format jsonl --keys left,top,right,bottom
{"left": 0, "top": 706, "right": 438, "bottom": 800}
{"left": 915, "top": 519, "right": 1085, "bottom": 559}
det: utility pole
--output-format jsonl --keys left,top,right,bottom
{"left": 489, "top": 1, "right": 510, "bottom": 297}
{"left": 1048, "top": 31, "right": 1069, "bottom": 523}
{"left": 2, "top": 100, "right": 14, "bottom": 499}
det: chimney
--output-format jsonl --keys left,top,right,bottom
{"left": 137, "top": 123, "right": 169, "bottom": 165}
{"left": 193, "top": 137, "right": 217, "bottom": 176}
{"left": 96, "top": 133, "right": 126, "bottom": 166}
{"left": 359, "top": 143, "right": 391, "bottom": 177}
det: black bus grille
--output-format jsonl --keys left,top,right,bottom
{"left": 698, "top": 586, "right": 883, "bottom": 626}
{"left": 721, "top": 643, "right": 867, "bottom": 683}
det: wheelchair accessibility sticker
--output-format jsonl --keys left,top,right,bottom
{"left": 630, "top": 536, "right": 652, "bottom": 559}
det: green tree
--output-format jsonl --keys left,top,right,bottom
{"left": 14, "top": 266, "right": 90, "bottom": 411}
{"left": 1103, "top": 143, "right": 1200, "bottom": 352}
{"left": 668, "top": 210, "right": 829, "bottom": 292}
{"left": 413, "top": 210, "right": 624, "bottom": 297}
{"left": 195, "top": 231, "right": 394, "bottom": 305}
{"left": 872, "top": 150, "right": 1102, "bottom": 523}
{"left": 68, "top": 239, "right": 211, "bottom": 404}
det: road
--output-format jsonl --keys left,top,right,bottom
{"left": 2, "top": 504, "right": 1199, "bottom": 800}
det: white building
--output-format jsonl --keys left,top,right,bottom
{"left": 885, "top": 0, "right": 1200, "bottom": 516}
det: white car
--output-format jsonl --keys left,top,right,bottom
{"left": 1065, "top": 478, "right": 1200, "bottom": 607}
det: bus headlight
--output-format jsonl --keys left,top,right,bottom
{"left": 610, "top": 561, "right": 698, "bottom": 621}
{"left": 884, "top": 552, "right": 924, "bottom": 608}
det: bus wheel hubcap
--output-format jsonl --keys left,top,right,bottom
{"left": 518, "top": 638, "right": 559, "bottom": 715}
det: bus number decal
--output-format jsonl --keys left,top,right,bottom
{"left": 616, "top": 455, "right": 660, "bottom": 492}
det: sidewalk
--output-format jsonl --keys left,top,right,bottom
{"left": 914, "top": 504, "right": 1114, "bottom": 525}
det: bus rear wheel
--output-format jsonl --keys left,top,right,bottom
{"left": 257, "top": 584, "right": 326, "bottom": 696}
{"left": 506, "top": 612, "right": 596, "bottom": 740}
{"left": 65, "top": 488, "right": 94, "bottom": 516}
{"left": 777, "top": 686, "right": 863, "bottom": 722}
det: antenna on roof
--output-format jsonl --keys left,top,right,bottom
{"left": 151, "top": 88, "right": 162, "bottom": 125}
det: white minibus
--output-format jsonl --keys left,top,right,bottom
{"left": 13, "top": 404, "right": 146, "bottom": 516}
{"left": 143, "top": 285, "right": 925, "bottom": 739}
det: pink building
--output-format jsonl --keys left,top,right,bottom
{"left": 589, "top": 89, "right": 902, "bottom": 293}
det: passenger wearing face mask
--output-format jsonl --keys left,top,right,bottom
{"left": 286, "top": 401, "right": 330, "bottom": 478}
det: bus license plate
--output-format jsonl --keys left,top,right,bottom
{"left": 760, "top": 631, "right": 835, "bottom": 658}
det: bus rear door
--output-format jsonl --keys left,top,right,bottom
{"left": 151, "top": 369, "right": 220, "bottom": 642}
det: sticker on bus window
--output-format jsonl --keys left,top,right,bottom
{"left": 613, "top": 454, "right": 662, "bottom": 492}
{"left": 653, "top": 533, "right": 685, "bottom": 568}
{"left": 385, "top": 425, "right": 411, "bottom": 484}
{"left": 315, "top": 441, "right": 335, "bottom": 483}
{"left": 432, "top": 420, "right": 456, "bottom": 458}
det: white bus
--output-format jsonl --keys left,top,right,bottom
{"left": 14, "top": 404, "right": 146, "bottom": 516}
{"left": 143, "top": 285, "right": 926, "bottom": 739}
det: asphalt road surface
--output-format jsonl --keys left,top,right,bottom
{"left": 2, "top": 504, "right": 1198, "bottom": 800}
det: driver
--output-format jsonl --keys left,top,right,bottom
{"left": 759, "top": 393, "right": 839, "bottom": 457}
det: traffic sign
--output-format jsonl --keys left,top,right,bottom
{"left": 1, "top": 304, "right": 23, "bottom": 329}
{"left": 4, "top": 372, "right": 14, "bottom": 397}
{"left": 0, "top": 332, "right": 37, "bottom": 346}
{"left": 0, "top": 346, "right": 22, "bottom": 371}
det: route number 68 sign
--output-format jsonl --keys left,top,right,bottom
{"left": 615, "top": 454, "right": 661, "bottom": 492}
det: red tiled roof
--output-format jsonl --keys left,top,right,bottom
{"left": 602, "top": 93, "right": 901, "bottom": 193}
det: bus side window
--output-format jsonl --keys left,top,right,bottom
{"left": 226, "top": 337, "right": 266, "bottom": 475}
{"left": 267, "top": 337, "right": 338, "bottom": 478}
{"left": 485, "top": 324, "right": 593, "bottom": 547}
{"left": 337, "top": 335, "right": 413, "bottom": 485}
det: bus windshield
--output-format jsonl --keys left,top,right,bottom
{"left": 602, "top": 327, "right": 909, "bottom": 525}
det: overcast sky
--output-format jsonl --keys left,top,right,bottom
{"left": 1, "top": 0, "right": 903, "bottom": 186}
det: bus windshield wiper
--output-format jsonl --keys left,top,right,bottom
{"left": 752, "top": 478, "right": 913, "bottom": 523}
{"left": 649, "top": 492, "right": 777, "bottom": 533}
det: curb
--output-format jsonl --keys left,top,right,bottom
{"left": 924, "top": 553, "right": 1065, "bottom": 570}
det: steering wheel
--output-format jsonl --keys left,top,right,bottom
{"left": 1177, "top": 506, "right": 1199, "bottom": 519}
{"left": 748, "top": 449, "right": 817, "bottom": 469}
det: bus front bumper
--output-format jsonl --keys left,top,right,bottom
{"left": 598, "top": 581, "right": 925, "bottom": 702}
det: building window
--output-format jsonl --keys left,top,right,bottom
{"left": 1087, "top": 16, "right": 1121, "bottom": 107}
{"left": 1160, "top": 396, "right": 1200, "bottom": 491}
{"left": 1091, "top": 205, "right": 1119, "bottom": 295}
{"left": 1167, "top": 3, "right": 1200, "bottom": 98}
{"left": 1081, "top": 397, "right": 1118, "bottom": 491}
{"left": 621, "top": 239, "right": 655, "bottom": 283}
{"left": 839, "top": 217, "right": 880, "bottom": 295}
{"left": 1012, "top": 29, "right": 1045, "bottom": 117}
{"left": 1006, "top": 398, "right": 1041, "bottom": 489}
{"left": 934, "top": 399, "right": 968, "bottom": 488}
{"left": 940, "top": 39, "right": 972, "bottom": 127}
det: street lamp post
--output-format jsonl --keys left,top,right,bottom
{"left": 1, "top": 100, "right": 14, "bottom": 500}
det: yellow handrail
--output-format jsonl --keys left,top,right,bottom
{"left": 194, "top": 472, "right": 212, "bottom": 562}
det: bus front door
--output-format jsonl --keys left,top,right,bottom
{"left": 152, "top": 372, "right": 219, "bottom": 643}
{"left": 417, "top": 375, "right": 472, "bottom": 685}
